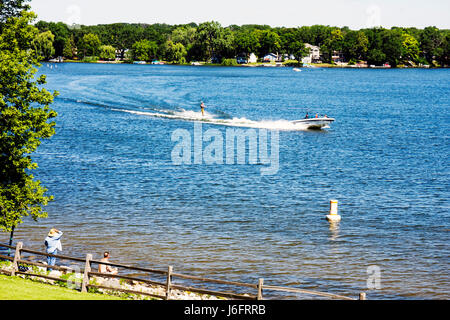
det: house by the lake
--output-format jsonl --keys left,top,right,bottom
{"left": 236, "top": 53, "right": 258, "bottom": 64}
{"left": 283, "top": 53, "right": 296, "bottom": 61}
{"left": 248, "top": 53, "right": 257, "bottom": 63}
{"left": 263, "top": 53, "right": 278, "bottom": 62}
{"left": 302, "top": 44, "right": 321, "bottom": 64}
{"left": 331, "top": 51, "right": 345, "bottom": 63}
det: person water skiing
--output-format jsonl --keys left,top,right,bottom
{"left": 200, "top": 101, "right": 205, "bottom": 117}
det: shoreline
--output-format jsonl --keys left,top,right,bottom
{"left": 45, "top": 60, "right": 442, "bottom": 69}
{"left": 0, "top": 262, "right": 225, "bottom": 300}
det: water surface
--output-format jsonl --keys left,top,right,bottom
{"left": 2, "top": 63, "right": 449, "bottom": 299}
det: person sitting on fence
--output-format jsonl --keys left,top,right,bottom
{"left": 98, "top": 251, "right": 118, "bottom": 275}
{"left": 44, "top": 228, "right": 63, "bottom": 270}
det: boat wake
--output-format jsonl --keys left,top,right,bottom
{"left": 60, "top": 97, "right": 312, "bottom": 131}
{"left": 113, "top": 108, "right": 312, "bottom": 131}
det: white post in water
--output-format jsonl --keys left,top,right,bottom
{"left": 326, "top": 199, "right": 341, "bottom": 222}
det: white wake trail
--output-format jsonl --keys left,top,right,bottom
{"left": 112, "top": 108, "right": 310, "bottom": 131}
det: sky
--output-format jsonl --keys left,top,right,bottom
{"left": 29, "top": 0, "right": 450, "bottom": 29}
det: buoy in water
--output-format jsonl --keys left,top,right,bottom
{"left": 326, "top": 199, "right": 341, "bottom": 222}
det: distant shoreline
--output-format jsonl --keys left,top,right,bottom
{"left": 45, "top": 60, "right": 441, "bottom": 69}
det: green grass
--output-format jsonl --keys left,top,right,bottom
{"left": 0, "top": 274, "right": 124, "bottom": 300}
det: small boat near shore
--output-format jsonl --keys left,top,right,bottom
{"left": 292, "top": 117, "right": 335, "bottom": 130}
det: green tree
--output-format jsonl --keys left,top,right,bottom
{"left": 63, "top": 35, "right": 76, "bottom": 59}
{"left": 0, "top": 11, "right": 58, "bottom": 242}
{"left": 35, "top": 21, "right": 69, "bottom": 57}
{"left": 32, "top": 30, "right": 55, "bottom": 60}
{"left": 367, "top": 48, "right": 386, "bottom": 65}
{"left": 217, "top": 28, "right": 235, "bottom": 59}
{"left": 164, "top": 40, "right": 187, "bottom": 64}
{"left": 195, "top": 21, "right": 233, "bottom": 62}
{"left": 323, "top": 28, "right": 344, "bottom": 62}
{"left": 381, "top": 28, "right": 404, "bottom": 67}
{"left": 99, "top": 44, "right": 116, "bottom": 61}
{"left": 297, "top": 26, "right": 313, "bottom": 44}
{"left": 289, "top": 41, "right": 308, "bottom": 64}
{"left": 255, "top": 29, "right": 281, "bottom": 57}
{"left": 132, "top": 39, "right": 158, "bottom": 61}
{"left": 171, "top": 25, "right": 197, "bottom": 62}
{"left": 343, "top": 30, "right": 368, "bottom": 61}
{"left": 103, "top": 23, "right": 140, "bottom": 59}
{"left": 233, "top": 30, "right": 260, "bottom": 58}
{"left": 437, "top": 33, "right": 450, "bottom": 66}
{"left": 402, "top": 32, "right": 420, "bottom": 64}
{"left": 419, "top": 26, "right": 444, "bottom": 65}
{"left": 308, "top": 25, "right": 332, "bottom": 46}
{"left": 80, "top": 33, "right": 101, "bottom": 57}
{"left": 364, "top": 27, "right": 385, "bottom": 65}
{"left": 355, "top": 31, "right": 369, "bottom": 60}
{"left": 170, "top": 26, "right": 196, "bottom": 47}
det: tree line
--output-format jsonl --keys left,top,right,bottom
{"left": 32, "top": 20, "right": 450, "bottom": 67}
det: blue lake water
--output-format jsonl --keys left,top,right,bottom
{"left": 2, "top": 63, "right": 449, "bottom": 299}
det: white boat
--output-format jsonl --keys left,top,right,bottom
{"left": 292, "top": 117, "right": 335, "bottom": 129}
{"left": 293, "top": 68, "right": 302, "bottom": 72}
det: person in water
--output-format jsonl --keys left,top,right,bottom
{"left": 200, "top": 101, "right": 205, "bottom": 116}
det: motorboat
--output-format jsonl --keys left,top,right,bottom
{"left": 293, "top": 68, "right": 302, "bottom": 72}
{"left": 292, "top": 117, "right": 335, "bottom": 129}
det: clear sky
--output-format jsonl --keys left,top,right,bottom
{"left": 29, "top": 0, "right": 450, "bottom": 29}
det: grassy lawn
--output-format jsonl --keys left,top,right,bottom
{"left": 0, "top": 274, "right": 123, "bottom": 300}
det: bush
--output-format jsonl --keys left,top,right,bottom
{"left": 82, "top": 56, "right": 99, "bottom": 63}
{"left": 283, "top": 60, "right": 301, "bottom": 67}
{"left": 221, "top": 58, "right": 237, "bottom": 66}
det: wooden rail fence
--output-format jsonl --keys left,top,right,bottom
{"left": 0, "top": 242, "right": 366, "bottom": 300}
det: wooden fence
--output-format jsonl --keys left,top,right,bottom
{"left": 0, "top": 242, "right": 366, "bottom": 300}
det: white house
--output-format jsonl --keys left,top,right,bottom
{"left": 248, "top": 53, "right": 257, "bottom": 63}
{"left": 302, "top": 43, "right": 321, "bottom": 64}
{"left": 236, "top": 52, "right": 258, "bottom": 64}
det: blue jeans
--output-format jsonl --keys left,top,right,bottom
{"left": 47, "top": 250, "right": 57, "bottom": 270}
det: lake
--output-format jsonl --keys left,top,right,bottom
{"left": 2, "top": 63, "right": 449, "bottom": 299}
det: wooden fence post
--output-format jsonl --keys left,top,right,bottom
{"left": 359, "top": 292, "right": 366, "bottom": 300}
{"left": 81, "top": 253, "right": 92, "bottom": 293}
{"left": 166, "top": 265, "right": 173, "bottom": 300}
{"left": 257, "top": 278, "right": 264, "bottom": 300}
{"left": 11, "top": 242, "right": 23, "bottom": 277}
